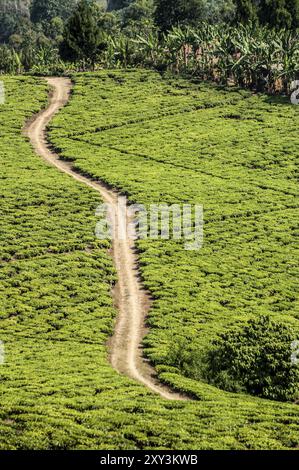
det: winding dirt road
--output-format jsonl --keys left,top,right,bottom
{"left": 25, "top": 77, "right": 187, "bottom": 401}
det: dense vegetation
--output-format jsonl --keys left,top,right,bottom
{"left": 235, "top": 0, "right": 299, "bottom": 29}
{"left": 0, "top": 73, "right": 298, "bottom": 450}
{"left": 0, "top": 0, "right": 298, "bottom": 97}
{"left": 204, "top": 316, "right": 299, "bottom": 401}
{"left": 49, "top": 70, "right": 299, "bottom": 404}
{"left": 0, "top": 0, "right": 298, "bottom": 452}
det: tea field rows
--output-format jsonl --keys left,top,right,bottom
{"left": 49, "top": 70, "right": 299, "bottom": 378}
{"left": 0, "top": 73, "right": 298, "bottom": 449}
{"left": 50, "top": 69, "right": 299, "bottom": 444}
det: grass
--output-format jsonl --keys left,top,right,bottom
{"left": 0, "top": 71, "right": 298, "bottom": 450}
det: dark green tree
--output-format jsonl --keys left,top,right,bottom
{"left": 205, "top": 316, "right": 299, "bottom": 402}
{"left": 122, "top": 0, "right": 153, "bottom": 24}
{"left": 0, "top": 13, "right": 31, "bottom": 43}
{"left": 154, "top": 0, "right": 204, "bottom": 32}
{"left": 61, "top": 0, "right": 106, "bottom": 68}
{"left": 259, "top": 0, "right": 290, "bottom": 28}
{"left": 30, "top": 0, "right": 78, "bottom": 23}
{"left": 234, "top": 0, "right": 258, "bottom": 23}
{"left": 107, "top": 0, "right": 129, "bottom": 10}
{"left": 259, "top": 0, "right": 299, "bottom": 28}
{"left": 286, "top": 0, "right": 299, "bottom": 27}
{"left": 202, "top": 0, "right": 236, "bottom": 24}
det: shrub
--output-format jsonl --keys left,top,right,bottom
{"left": 205, "top": 316, "right": 299, "bottom": 402}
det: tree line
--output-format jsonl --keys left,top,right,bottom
{"left": 0, "top": 0, "right": 298, "bottom": 95}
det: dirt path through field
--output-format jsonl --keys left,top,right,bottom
{"left": 25, "top": 77, "right": 187, "bottom": 401}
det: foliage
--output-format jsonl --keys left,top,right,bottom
{"left": 30, "top": 0, "right": 78, "bottom": 23}
{"left": 205, "top": 316, "right": 299, "bottom": 401}
{"left": 0, "top": 72, "right": 299, "bottom": 450}
{"left": 0, "top": 0, "right": 298, "bottom": 87}
{"left": 154, "top": 0, "right": 205, "bottom": 32}
{"left": 0, "top": 45, "right": 21, "bottom": 74}
{"left": 121, "top": 0, "right": 153, "bottom": 27}
{"left": 48, "top": 69, "right": 299, "bottom": 448}
{"left": 202, "top": 0, "right": 236, "bottom": 24}
{"left": 235, "top": 0, "right": 299, "bottom": 28}
{"left": 235, "top": 0, "right": 258, "bottom": 24}
{"left": 61, "top": 0, "right": 107, "bottom": 68}
{"left": 107, "top": 0, "right": 128, "bottom": 10}
{"left": 0, "top": 11, "right": 32, "bottom": 43}
{"left": 105, "top": 23, "right": 299, "bottom": 95}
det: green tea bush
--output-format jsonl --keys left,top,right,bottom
{"left": 1, "top": 72, "right": 298, "bottom": 450}
{"left": 47, "top": 70, "right": 299, "bottom": 449}
{"left": 205, "top": 316, "right": 299, "bottom": 402}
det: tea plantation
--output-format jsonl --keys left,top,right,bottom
{"left": 0, "top": 73, "right": 298, "bottom": 449}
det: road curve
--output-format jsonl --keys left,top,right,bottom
{"left": 25, "top": 77, "right": 187, "bottom": 401}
